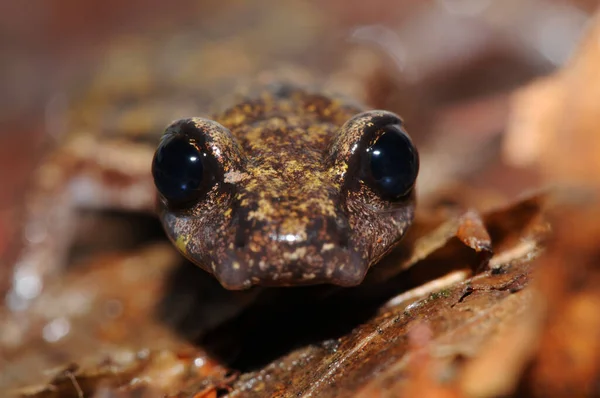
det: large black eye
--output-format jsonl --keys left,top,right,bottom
{"left": 366, "top": 124, "right": 419, "bottom": 199}
{"left": 152, "top": 133, "right": 206, "bottom": 205}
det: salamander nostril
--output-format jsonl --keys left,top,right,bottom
{"left": 337, "top": 228, "right": 350, "bottom": 250}
{"left": 234, "top": 228, "right": 248, "bottom": 249}
{"left": 304, "top": 216, "right": 352, "bottom": 251}
{"left": 338, "top": 233, "right": 349, "bottom": 249}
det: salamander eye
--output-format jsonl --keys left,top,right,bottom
{"left": 152, "top": 119, "right": 222, "bottom": 206}
{"left": 152, "top": 134, "right": 205, "bottom": 205}
{"left": 364, "top": 123, "right": 419, "bottom": 200}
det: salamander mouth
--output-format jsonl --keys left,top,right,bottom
{"left": 213, "top": 247, "right": 368, "bottom": 290}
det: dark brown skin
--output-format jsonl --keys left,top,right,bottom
{"left": 156, "top": 84, "right": 417, "bottom": 290}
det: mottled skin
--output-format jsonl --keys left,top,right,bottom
{"left": 157, "top": 84, "right": 417, "bottom": 290}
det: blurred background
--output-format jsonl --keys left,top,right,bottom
{"left": 1, "top": 0, "right": 600, "bottom": 395}
{"left": 0, "top": 0, "right": 596, "bottom": 195}
{"left": 0, "top": 0, "right": 596, "bottom": 205}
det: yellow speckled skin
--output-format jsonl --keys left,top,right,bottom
{"left": 156, "top": 83, "right": 417, "bottom": 289}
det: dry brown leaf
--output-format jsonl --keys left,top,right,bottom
{"left": 504, "top": 11, "right": 600, "bottom": 188}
